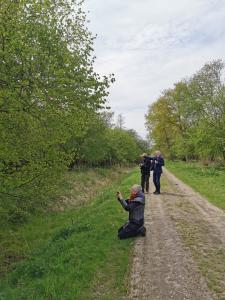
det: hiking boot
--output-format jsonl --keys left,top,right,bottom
{"left": 138, "top": 226, "right": 146, "bottom": 237}
{"left": 154, "top": 191, "right": 160, "bottom": 194}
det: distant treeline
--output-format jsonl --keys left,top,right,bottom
{"left": 0, "top": 1, "right": 147, "bottom": 214}
{"left": 146, "top": 60, "right": 225, "bottom": 163}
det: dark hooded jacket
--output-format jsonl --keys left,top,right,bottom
{"left": 118, "top": 192, "right": 145, "bottom": 225}
{"left": 140, "top": 156, "right": 152, "bottom": 175}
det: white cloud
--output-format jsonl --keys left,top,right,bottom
{"left": 84, "top": 0, "right": 225, "bottom": 137}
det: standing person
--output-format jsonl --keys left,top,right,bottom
{"left": 153, "top": 150, "right": 164, "bottom": 195}
{"left": 117, "top": 184, "right": 146, "bottom": 239}
{"left": 140, "top": 153, "right": 152, "bottom": 194}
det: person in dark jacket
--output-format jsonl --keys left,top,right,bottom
{"left": 117, "top": 184, "right": 146, "bottom": 239}
{"left": 152, "top": 150, "right": 164, "bottom": 194}
{"left": 140, "top": 153, "right": 152, "bottom": 193}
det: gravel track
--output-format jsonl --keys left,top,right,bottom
{"left": 128, "top": 169, "right": 225, "bottom": 300}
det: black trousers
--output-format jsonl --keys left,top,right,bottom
{"left": 153, "top": 172, "right": 161, "bottom": 193}
{"left": 118, "top": 221, "right": 143, "bottom": 239}
{"left": 141, "top": 173, "right": 150, "bottom": 192}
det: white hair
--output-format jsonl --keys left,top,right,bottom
{"left": 131, "top": 184, "right": 142, "bottom": 193}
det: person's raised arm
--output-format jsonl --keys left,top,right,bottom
{"left": 116, "top": 192, "right": 136, "bottom": 211}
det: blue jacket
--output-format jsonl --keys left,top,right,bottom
{"left": 152, "top": 156, "right": 164, "bottom": 174}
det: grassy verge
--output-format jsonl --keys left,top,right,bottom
{"left": 0, "top": 167, "right": 140, "bottom": 300}
{"left": 166, "top": 160, "right": 225, "bottom": 211}
{"left": 0, "top": 167, "right": 130, "bottom": 274}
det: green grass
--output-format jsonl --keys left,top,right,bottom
{"left": 0, "top": 166, "right": 130, "bottom": 274}
{"left": 0, "top": 167, "right": 140, "bottom": 300}
{"left": 166, "top": 160, "right": 225, "bottom": 211}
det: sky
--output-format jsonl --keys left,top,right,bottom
{"left": 84, "top": 0, "right": 225, "bottom": 138}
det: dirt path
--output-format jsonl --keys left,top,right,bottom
{"left": 128, "top": 169, "right": 225, "bottom": 300}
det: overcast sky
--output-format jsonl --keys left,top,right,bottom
{"left": 84, "top": 0, "right": 225, "bottom": 138}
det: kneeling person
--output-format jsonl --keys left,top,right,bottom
{"left": 117, "top": 184, "right": 146, "bottom": 239}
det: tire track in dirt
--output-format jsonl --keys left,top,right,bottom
{"left": 129, "top": 169, "right": 225, "bottom": 300}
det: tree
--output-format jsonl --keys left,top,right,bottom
{"left": 146, "top": 93, "right": 177, "bottom": 158}
{"left": 146, "top": 59, "right": 225, "bottom": 163}
{"left": 0, "top": 0, "right": 112, "bottom": 211}
{"left": 0, "top": 0, "right": 148, "bottom": 219}
{"left": 116, "top": 113, "right": 125, "bottom": 129}
{"left": 188, "top": 60, "right": 225, "bottom": 160}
